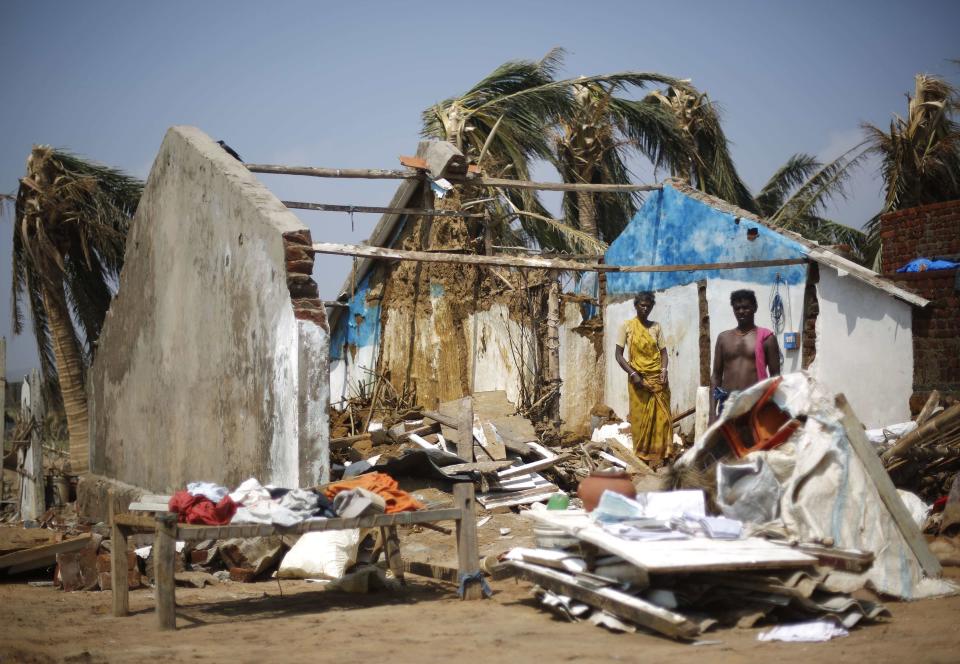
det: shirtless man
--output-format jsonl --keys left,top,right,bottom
{"left": 709, "top": 289, "right": 781, "bottom": 423}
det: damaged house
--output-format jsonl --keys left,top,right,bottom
{"left": 329, "top": 175, "right": 929, "bottom": 434}
{"left": 83, "top": 127, "right": 331, "bottom": 514}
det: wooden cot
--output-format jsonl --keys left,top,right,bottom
{"left": 109, "top": 483, "right": 482, "bottom": 630}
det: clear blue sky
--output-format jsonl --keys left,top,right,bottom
{"left": 1, "top": 0, "right": 957, "bottom": 378}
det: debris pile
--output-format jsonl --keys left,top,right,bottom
{"left": 498, "top": 373, "right": 957, "bottom": 640}
{"left": 883, "top": 399, "right": 960, "bottom": 504}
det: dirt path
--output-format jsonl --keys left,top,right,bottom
{"left": 2, "top": 516, "right": 959, "bottom": 663}
{"left": 2, "top": 569, "right": 959, "bottom": 664}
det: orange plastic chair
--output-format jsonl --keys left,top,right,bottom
{"left": 720, "top": 376, "right": 801, "bottom": 458}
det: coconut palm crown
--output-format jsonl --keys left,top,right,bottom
{"left": 12, "top": 146, "right": 142, "bottom": 472}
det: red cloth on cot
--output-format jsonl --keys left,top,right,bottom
{"left": 755, "top": 327, "right": 774, "bottom": 381}
{"left": 322, "top": 472, "right": 424, "bottom": 514}
{"left": 168, "top": 491, "right": 237, "bottom": 525}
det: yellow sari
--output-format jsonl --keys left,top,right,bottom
{"left": 623, "top": 318, "right": 672, "bottom": 464}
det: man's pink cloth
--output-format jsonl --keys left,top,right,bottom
{"left": 755, "top": 327, "right": 774, "bottom": 381}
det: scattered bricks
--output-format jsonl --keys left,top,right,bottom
{"left": 190, "top": 549, "right": 210, "bottom": 565}
{"left": 96, "top": 552, "right": 142, "bottom": 591}
{"left": 229, "top": 566, "right": 256, "bottom": 583}
{"left": 56, "top": 547, "right": 100, "bottom": 592}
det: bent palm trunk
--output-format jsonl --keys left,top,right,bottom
{"left": 42, "top": 281, "right": 90, "bottom": 474}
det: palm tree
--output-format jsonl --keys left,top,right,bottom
{"left": 12, "top": 146, "right": 142, "bottom": 473}
{"left": 644, "top": 85, "right": 758, "bottom": 213}
{"left": 553, "top": 80, "right": 691, "bottom": 243}
{"left": 421, "top": 49, "right": 681, "bottom": 252}
{"left": 863, "top": 74, "right": 960, "bottom": 212}
{"left": 756, "top": 146, "right": 874, "bottom": 263}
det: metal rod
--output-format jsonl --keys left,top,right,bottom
{"left": 282, "top": 200, "right": 481, "bottom": 218}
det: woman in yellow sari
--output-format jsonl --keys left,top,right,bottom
{"left": 614, "top": 292, "right": 672, "bottom": 466}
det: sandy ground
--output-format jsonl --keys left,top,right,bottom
{"left": 2, "top": 515, "right": 959, "bottom": 664}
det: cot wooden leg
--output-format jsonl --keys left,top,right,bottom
{"left": 453, "top": 483, "right": 483, "bottom": 600}
{"left": 154, "top": 513, "right": 178, "bottom": 630}
{"left": 109, "top": 500, "right": 129, "bottom": 617}
{"left": 381, "top": 526, "right": 405, "bottom": 585}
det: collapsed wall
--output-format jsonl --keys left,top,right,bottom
{"left": 87, "top": 126, "right": 329, "bottom": 497}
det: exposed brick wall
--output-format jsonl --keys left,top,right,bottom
{"left": 880, "top": 200, "right": 960, "bottom": 410}
{"left": 801, "top": 263, "right": 819, "bottom": 370}
{"left": 282, "top": 229, "right": 328, "bottom": 331}
{"left": 880, "top": 200, "right": 960, "bottom": 275}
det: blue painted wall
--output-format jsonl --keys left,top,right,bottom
{"left": 605, "top": 185, "right": 808, "bottom": 295}
{"left": 329, "top": 271, "right": 381, "bottom": 361}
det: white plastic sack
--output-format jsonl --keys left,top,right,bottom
{"left": 897, "top": 489, "right": 930, "bottom": 530}
{"left": 277, "top": 529, "right": 361, "bottom": 580}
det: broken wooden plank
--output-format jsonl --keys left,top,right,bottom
{"left": 498, "top": 454, "right": 566, "bottom": 480}
{"left": 835, "top": 394, "right": 943, "bottom": 577}
{"left": 456, "top": 397, "right": 475, "bottom": 462}
{"left": 507, "top": 560, "right": 699, "bottom": 640}
{"left": 477, "top": 422, "right": 506, "bottom": 460}
{"left": 442, "top": 460, "right": 515, "bottom": 474}
{"left": 0, "top": 534, "right": 93, "bottom": 574}
{"left": 0, "top": 527, "right": 61, "bottom": 555}
{"left": 477, "top": 486, "right": 559, "bottom": 510}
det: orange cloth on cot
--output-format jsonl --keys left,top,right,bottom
{"left": 322, "top": 472, "right": 424, "bottom": 514}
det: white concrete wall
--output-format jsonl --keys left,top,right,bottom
{"left": 89, "top": 126, "right": 329, "bottom": 492}
{"left": 329, "top": 345, "right": 377, "bottom": 410}
{"left": 810, "top": 266, "right": 913, "bottom": 427}
{"left": 604, "top": 283, "right": 700, "bottom": 434}
{"left": 706, "top": 277, "right": 806, "bottom": 377}
{"left": 558, "top": 302, "right": 603, "bottom": 430}
{"left": 467, "top": 305, "right": 533, "bottom": 406}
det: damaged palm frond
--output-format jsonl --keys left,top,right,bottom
{"left": 750, "top": 144, "right": 872, "bottom": 264}
{"left": 863, "top": 74, "right": 960, "bottom": 213}
{"left": 11, "top": 145, "right": 142, "bottom": 472}
{"left": 498, "top": 207, "right": 608, "bottom": 255}
{"left": 423, "top": 49, "right": 686, "bottom": 250}
{"left": 552, "top": 78, "right": 686, "bottom": 242}
{"left": 644, "top": 85, "right": 758, "bottom": 213}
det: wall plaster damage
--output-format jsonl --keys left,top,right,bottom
{"left": 87, "top": 126, "right": 330, "bottom": 496}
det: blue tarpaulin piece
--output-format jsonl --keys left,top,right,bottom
{"left": 896, "top": 258, "right": 960, "bottom": 273}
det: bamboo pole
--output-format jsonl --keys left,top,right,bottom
{"left": 882, "top": 403, "right": 960, "bottom": 461}
{"left": 475, "top": 176, "right": 661, "bottom": 193}
{"left": 247, "top": 163, "right": 662, "bottom": 193}
{"left": 283, "top": 201, "right": 482, "bottom": 218}
{"left": 247, "top": 164, "right": 417, "bottom": 180}
{"left": 311, "top": 242, "right": 808, "bottom": 274}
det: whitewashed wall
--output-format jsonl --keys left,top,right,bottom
{"left": 810, "top": 266, "right": 913, "bottom": 427}
{"left": 329, "top": 345, "right": 377, "bottom": 410}
{"left": 558, "top": 302, "right": 604, "bottom": 430}
{"left": 706, "top": 277, "right": 806, "bottom": 377}
{"left": 604, "top": 282, "right": 700, "bottom": 434}
{"left": 466, "top": 304, "right": 534, "bottom": 406}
